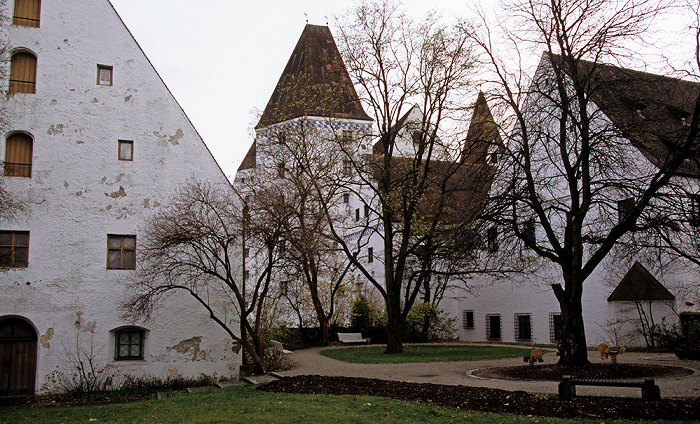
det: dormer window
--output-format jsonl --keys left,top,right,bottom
{"left": 487, "top": 143, "right": 499, "bottom": 165}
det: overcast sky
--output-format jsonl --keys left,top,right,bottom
{"left": 108, "top": 0, "right": 694, "bottom": 180}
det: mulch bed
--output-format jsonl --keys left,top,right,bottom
{"left": 259, "top": 364, "right": 700, "bottom": 420}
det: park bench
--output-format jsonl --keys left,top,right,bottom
{"left": 558, "top": 375, "right": 660, "bottom": 401}
{"left": 337, "top": 332, "right": 370, "bottom": 344}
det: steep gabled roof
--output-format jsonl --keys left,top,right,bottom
{"left": 550, "top": 55, "right": 700, "bottom": 177}
{"left": 462, "top": 92, "right": 504, "bottom": 164}
{"left": 608, "top": 261, "right": 675, "bottom": 302}
{"left": 237, "top": 140, "right": 257, "bottom": 171}
{"left": 256, "top": 24, "right": 372, "bottom": 128}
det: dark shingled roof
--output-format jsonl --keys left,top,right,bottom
{"left": 366, "top": 95, "right": 501, "bottom": 226}
{"left": 551, "top": 54, "right": 700, "bottom": 177}
{"left": 608, "top": 261, "right": 675, "bottom": 302}
{"left": 256, "top": 24, "right": 372, "bottom": 128}
{"left": 237, "top": 140, "right": 256, "bottom": 171}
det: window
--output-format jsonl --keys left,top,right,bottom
{"left": 243, "top": 248, "right": 250, "bottom": 258}
{"left": 97, "top": 65, "right": 113, "bottom": 86}
{"left": 115, "top": 328, "right": 144, "bottom": 360}
{"left": 523, "top": 219, "right": 535, "bottom": 246}
{"left": 13, "top": 0, "right": 40, "bottom": 27}
{"left": 368, "top": 247, "right": 374, "bottom": 263}
{"left": 549, "top": 313, "right": 563, "bottom": 343}
{"left": 243, "top": 270, "right": 249, "bottom": 281}
{"left": 279, "top": 281, "right": 288, "bottom": 296}
{"left": 487, "top": 226, "right": 498, "bottom": 252}
{"left": 364, "top": 205, "right": 370, "bottom": 217}
{"left": 355, "top": 208, "right": 360, "bottom": 221}
{"left": 462, "top": 310, "right": 474, "bottom": 329}
{"left": 4, "top": 133, "right": 33, "bottom": 177}
{"left": 617, "top": 198, "right": 634, "bottom": 223}
{"left": 343, "top": 160, "right": 352, "bottom": 176}
{"left": 118, "top": 140, "right": 133, "bottom": 161}
{"left": 689, "top": 195, "right": 700, "bottom": 226}
{"left": 340, "top": 130, "right": 353, "bottom": 146}
{"left": 277, "top": 162, "right": 285, "bottom": 177}
{"left": 486, "top": 143, "right": 499, "bottom": 165}
{"left": 0, "top": 231, "right": 29, "bottom": 268}
{"left": 485, "top": 314, "right": 501, "bottom": 340}
{"left": 107, "top": 234, "right": 136, "bottom": 270}
{"left": 9, "top": 52, "right": 37, "bottom": 93}
{"left": 514, "top": 313, "right": 532, "bottom": 342}
{"left": 343, "top": 193, "right": 350, "bottom": 204}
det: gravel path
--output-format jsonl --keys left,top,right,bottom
{"left": 277, "top": 344, "right": 700, "bottom": 399}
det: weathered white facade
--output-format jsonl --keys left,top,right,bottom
{"left": 0, "top": 0, "right": 239, "bottom": 395}
{"left": 450, "top": 55, "right": 700, "bottom": 348}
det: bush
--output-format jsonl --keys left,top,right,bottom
{"left": 403, "top": 303, "right": 457, "bottom": 343}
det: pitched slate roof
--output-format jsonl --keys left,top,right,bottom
{"left": 551, "top": 54, "right": 700, "bottom": 176}
{"left": 366, "top": 95, "right": 500, "bottom": 226}
{"left": 256, "top": 24, "right": 372, "bottom": 128}
{"left": 607, "top": 261, "right": 675, "bottom": 301}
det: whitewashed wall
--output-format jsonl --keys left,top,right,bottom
{"left": 0, "top": 0, "right": 239, "bottom": 393}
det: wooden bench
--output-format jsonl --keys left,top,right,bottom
{"left": 337, "top": 332, "right": 370, "bottom": 344}
{"left": 558, "top": 375, "right": 660, "bottom": 401}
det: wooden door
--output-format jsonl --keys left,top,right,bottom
{"left": 0, "top": 318, "right": 37, "bottom": 396}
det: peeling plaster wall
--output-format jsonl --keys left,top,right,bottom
{"left": 0, "top": 0, "right": 240, "bottom": 393}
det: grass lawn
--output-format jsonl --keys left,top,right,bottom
{"left": 2, "top": 385, "right": 691, "bottom": 424}
{"left": 319, "top": 344, "right": 528, "bottom": 363}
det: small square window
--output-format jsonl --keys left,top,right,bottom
{"left": 97, "top": 65, "right": 113, "bottom": 86}
{"left": 107, "top": 234, "right": 136, "bottom": 270}
{"left": 115, "top": 328, "right": 144, "bottom": 360}
{"left": 0, "top": 231, "right": 29, "bottom": 268}
{"left": 118, "top": 140, "right": 133, "bottom": 161}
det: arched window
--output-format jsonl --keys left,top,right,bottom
{"left": 4, "top": 133, "right": 33, "bottom": 177}
{"left": 13, "top": 0, "right": 41, "bottom": 27}
{"left": 9, "top": 52, "right": 37, "bottom": 94}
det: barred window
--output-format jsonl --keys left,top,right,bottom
{"left": 115, "top": 328, "right": 144, "bottom": 360}
{"left": 514, "top": 313, "right": 532, "bottom": 342}
{"left": 0, "top": 231, "right": 29, "bottom": 268}
{"left": 462, "top": 310, "right": 474, "bottom": 329}
{"left": 549, "top": 312, "right": 563, "bottom": 343}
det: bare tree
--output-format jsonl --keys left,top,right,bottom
{"left": 470, "top": 0, "right": 699, "bottom": 367}
{"left": 121, "top": 179, "right": 285, "bottom": 374}
{"left": 330, "top": 0, "right": 487, "bottom": 353}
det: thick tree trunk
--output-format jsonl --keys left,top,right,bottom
{"left": 318, "top": 315, "right": 330, "bottom": 345}
{"left": 385, "top": 280, "right": 404, "bottom": 353}
{"left": 554, "top": 280, "right": 591, "bottom": 368}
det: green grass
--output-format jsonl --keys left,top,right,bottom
{"left": 1, "top": 385, "right": 692, "bottom": 424}
{"left": 319, "top": 344, "right": 528, "bottom": 363}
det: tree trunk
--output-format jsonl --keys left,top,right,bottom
{"left": 554, "top": 282, "right": 591, "bottom": 367}
{"left": 385, "top": 275, "right": 403, "bottom": 353}
{"left": 318, "top": 315, "right": 330, "bottom": 345}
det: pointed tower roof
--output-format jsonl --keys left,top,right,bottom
{"left": 256, "top": 24, "right": 372, "bottom": 128}
{"left": 462, "top": 92, "right": 503, "bottom": 163}
{"left": 608, "top": 261, "right": 675, "bottom": 302}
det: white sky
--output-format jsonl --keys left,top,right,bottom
{"left": 108, "top": 1, "right": 694, "bottom": 180}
